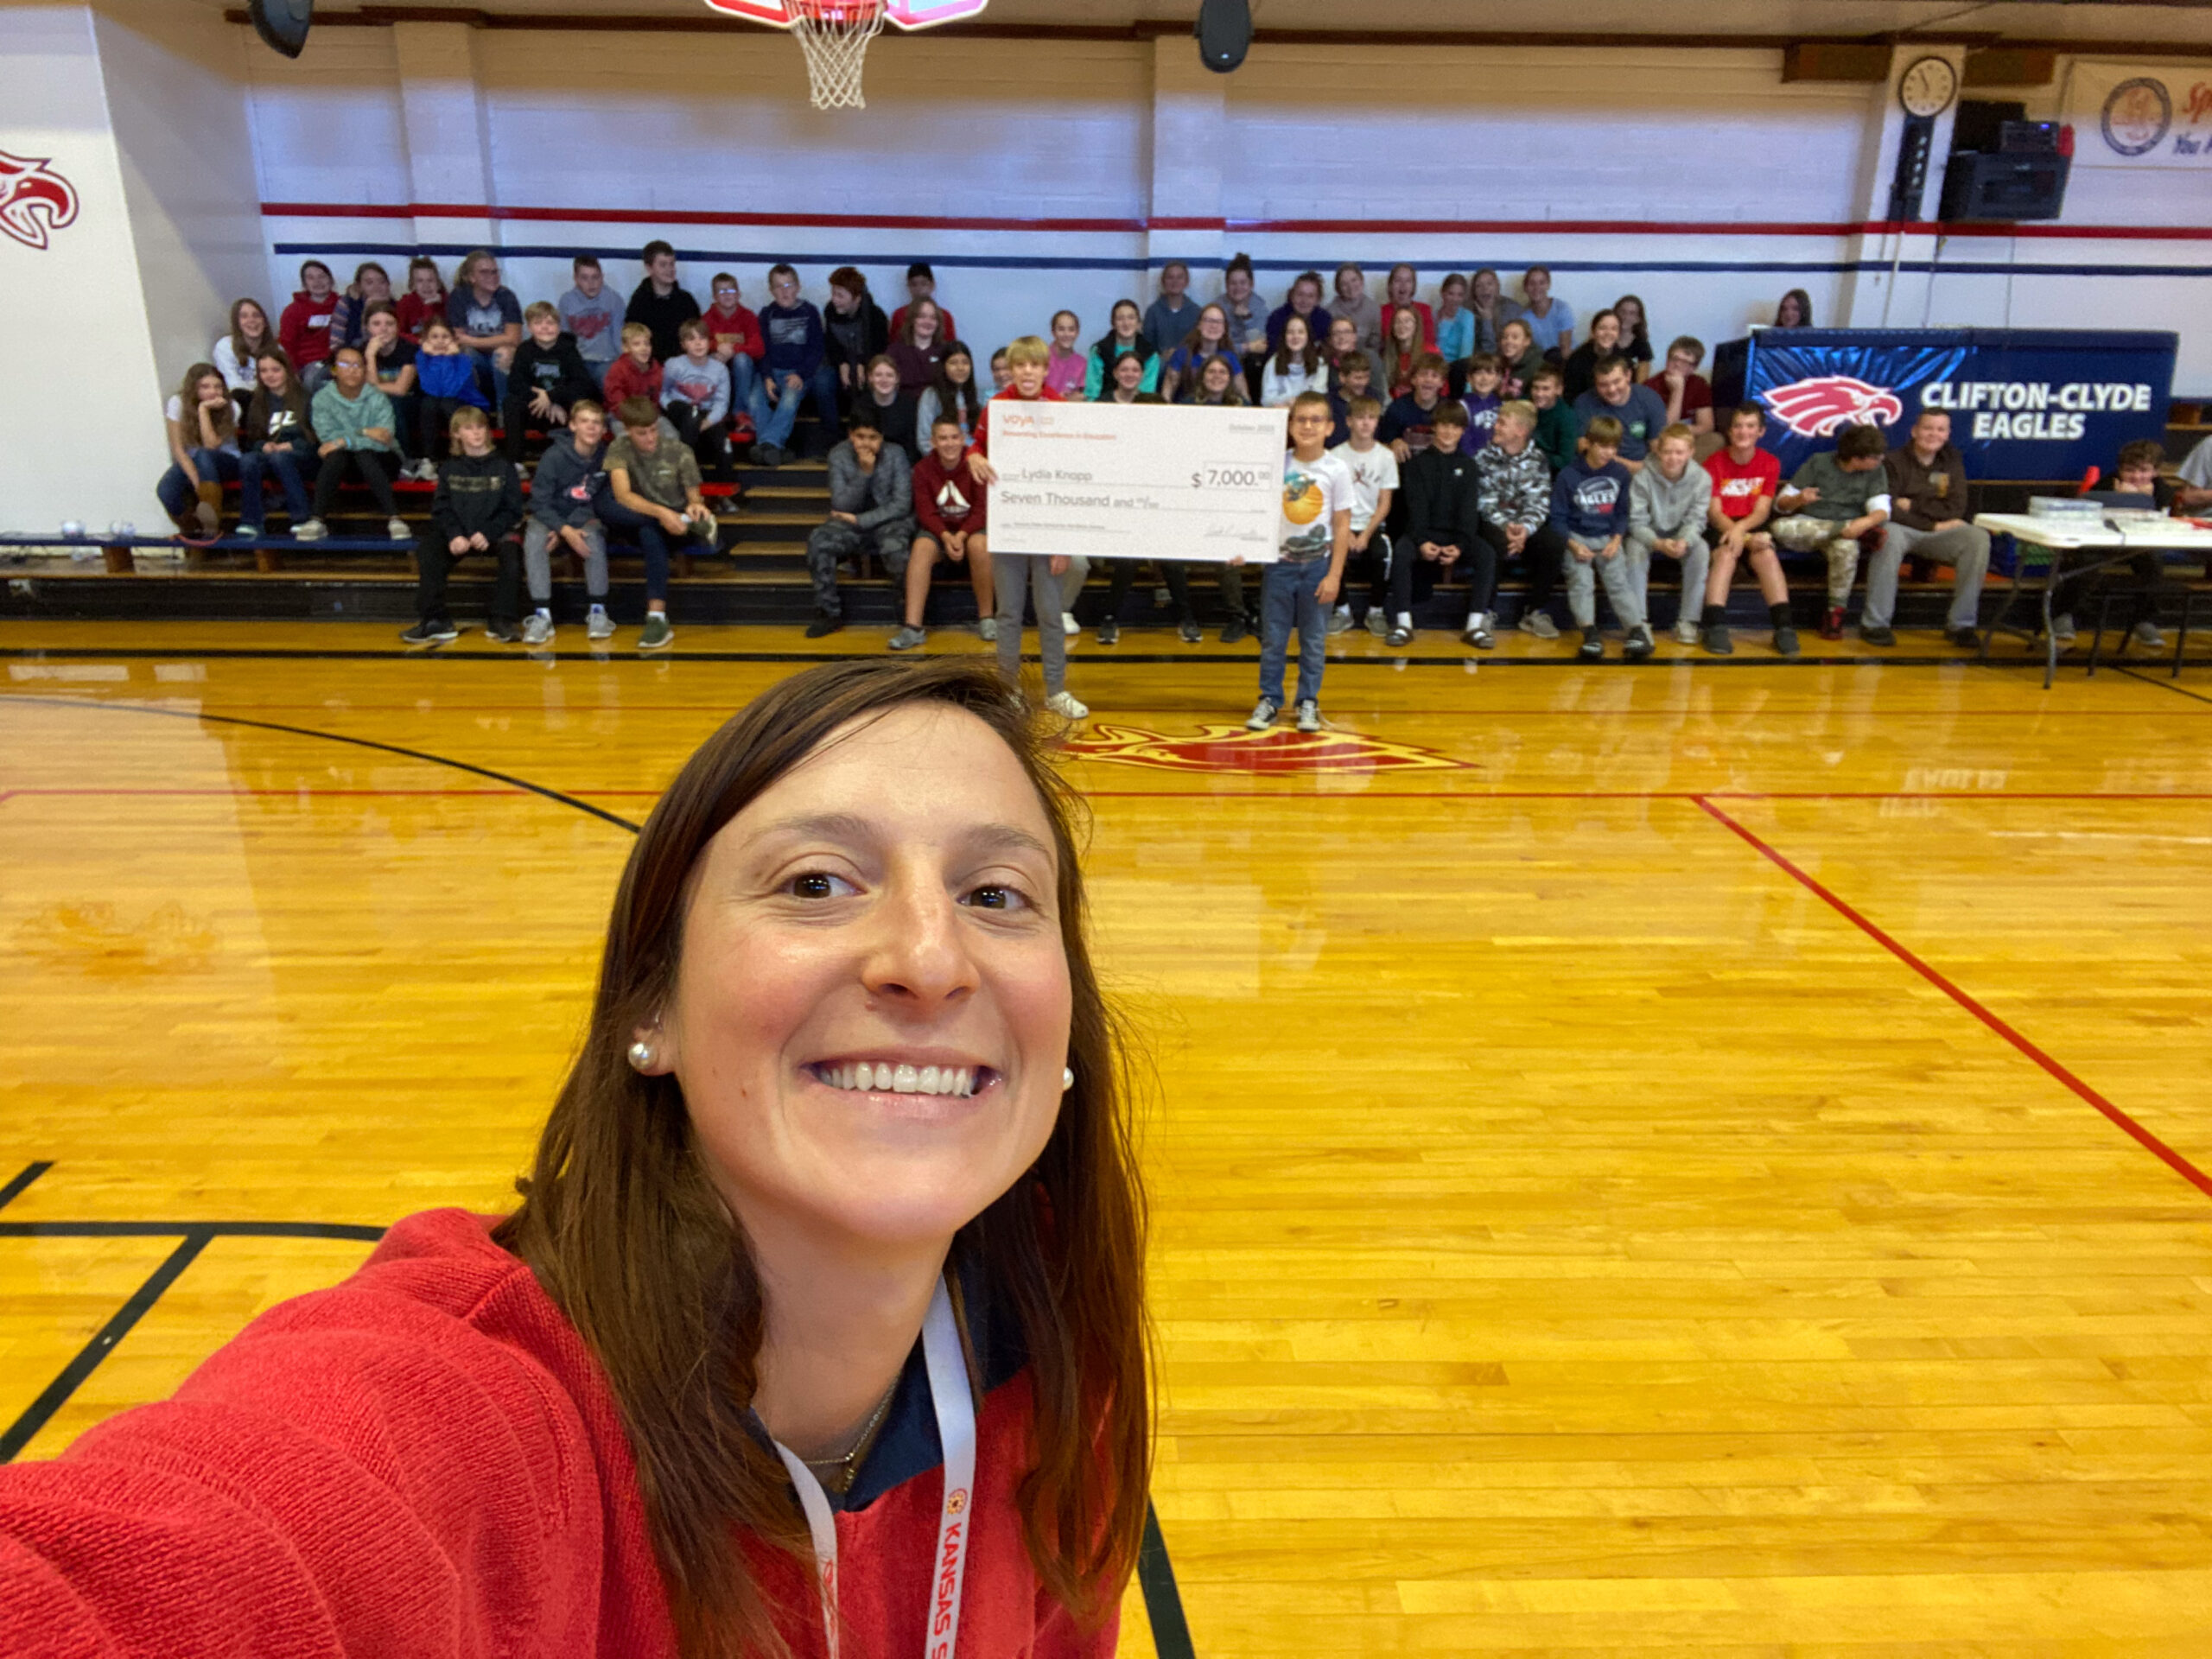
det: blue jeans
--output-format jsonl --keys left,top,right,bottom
{"left": 1258, "top": 556, "right": 1329, "bottom": 707}
{"left": 596, "top": 496, "right": 689, "bottom": 602}
{"left": 747, "top": 363, "right": 839, "bottom": 451}
{"left": 156, "top": 448, "right": 240, "bottom": 520}
{"left": 467, "top": 347, "right": 509, "bottom": 406}
{"left": 728, "top": 352, "right": 758, "bottom": 416}
{"left": 238, "top": 448, "right": 314, "bottom": 529}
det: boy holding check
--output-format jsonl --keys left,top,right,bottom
{"left": 1246, "top": 390, "right": 1354, "bottom": 734}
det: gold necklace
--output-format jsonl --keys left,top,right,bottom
{"left": 799, "top": 1379, "right": 898, "bottom": 1496}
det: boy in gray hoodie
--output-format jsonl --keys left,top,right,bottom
{"left": 1627, "top": 423, "right": 1713, "bottom": 647}
{"left": 521, "top": 400, "right": 611, "bottom": 645}
{"left": 803, "top": 410, "right": 914, "bottom": 637}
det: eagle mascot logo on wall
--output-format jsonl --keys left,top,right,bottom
{"left": 0, "top": 151, "right": 80, "bottom": 251}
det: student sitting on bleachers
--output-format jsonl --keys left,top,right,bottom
{"left": 413, "top": 318, "right": 491, "bottom": 475}
{"left": 658, "top": 319, "right": 734, "bottom": 479}
{"left": 1084, "top": 301, "right": 1160, "bottom": 401}
{"left": 1646, "top": 336, "right": 1713, "bottom": 435}
{"left": 1529, "top": 366, "right": 1579, "bottom": 474}
{"left": 1327, "top": 392, "right": 1399, "bottom": 639}
{"left": 823, "top": 267, "right": 890, "bottom": 405}
{"left": 1769, "top": 421, "right": 1891, "bottom": 641}
{"left": 1380, "top": 306, "right": 1427, "bottom": 400}
{"left": 1866, "top": 408, "right": 1990, "bottom": 650}
{"left": 213, "top": 299, "right": 274, "bottom": 404}
{"left": 1379, "top": 353, "right": 1450, "bottom": 461}
{"left": 1384, "top": 265, "right": 1436, "bottom": 350}
{"left": 1325, "top": 352, "right": 1375, "bottom": 446}
{"left": 402, "top": 406, "right": 524, "bottom": 646}
{"left": 1160, "top": 305, "right": 1238, "bottom": 402}
{"left": 623, "top": 240, "right": 699, "bottom": 365}
{"left": 156, "top": 364, "right": 242, "bottom": 543}
{"left": 1221, "top": 254, "right": 1269, "bottom": 388}
{"left": 889, "top": 299, "right": 950, "bottom": 396}
{"left": 1398, "top": 400, "right": 1481, "bottom": 648}
{"left": 891, "top": 413, "right": 995, "bottom": 651}
{"left": 1612, "top": 295, "right": 1655, "bottom": 382}
{"left": 304, "top": 346, "right": 409, "bottom": 543}
{"left": 1262, "top": 315, "right": 1330, "bottom": 409}
{"left": 1627, "top": 423, "right": 1713, "bottom": 647}
{"left": 752, "top": 264, "right": 838, "bottom": 467}
{"left": 329, "top": 263, "right": 393, "bottom": 353}
{"left": 1143, "top": 262, "right": 1200, "bottom": 363}
{"left": 2050, "top": 439, "right": 2177, "bottom": 651}
{"left": 520, "top": 400, "right": 610, "bottom": 646}
{"left": 855, "top": 353, "right": 921, "bottom": 462}
{"left": 1325, "top": 316, "right": 1361, "bottom": 377}
{"left": 396, "top": 257, "right": 447, "bottom": 341}
{"left": 1434, "top": 273, "right": 1474, "bottom": 367}
{"left": 1551, "top": 415, "right": 1644, "bottom": 662}
{"left": 360, "top": 303, "right": 418, "bottom": 474}
{"left": 1332, "top": 264, "right": 1382, "bottom": 353}
{"left": 888, "top": 262, "right": 957, "bottom": 346}
{"left": 238, "top": 350, "right": 317, "bottom": 540}
{"left": 698, "top": 272, "right": 766, "bottom": 418}
{"left": 1476, "top": 398, "right": 1567, "bottom": 644}
{"left": 1572, "top": 356, "right": 1668, "bottom": 474}
{"left": 913, "top": 344, "right": 984, "bottom": 448}
{"left": 444, "top": 251, "right": 523, "bottom": 404}
{"left": 1560, "top": 309, "right": 1624, "bottom": 404}
{"left": 1699, "top": 402, "right": 1794, "bottom": 658}
{"left": 1099, "top": 352, "right": 1165, "bottom": 406}
{"left": 600, "top": 322, "right": 664, "bottom": 421}
{"left": 557, "top": 256, "right": 623, "bottom": 389}
{"left": 1045, "top": 311, "right": 1088, "bottom": 398}
{"left": 1514, "top": 265, "right": 1575, "bottom": 357}
{"left": 1459, "top": 353, "right": 1503, "bottom": 453}
{"left": 804, "top": 409, "right": 915, "bottom": 639}
{"left": 1185, "top": 353, "right": 1251, "bottom": 409}
{"left": 1497, "top": 318, "right": 1544, "bottom": 400}
{"left": 603, "top": 396, "right": 715, "bottom": 652}
{"left": 278, "top": 261, "right": 340, "bottom": 393}
{"left": 1266, "top": 270, "right": 1332, "bottom": 353}
{"left": 505, "top": 302, "right": 599, "bottom": 467}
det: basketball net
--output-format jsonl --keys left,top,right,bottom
{"left": 790, "top": 0, "right": 887, "bottom": 110}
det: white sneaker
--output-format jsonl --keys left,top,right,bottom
{"left": 1294, "top": 700, "right": 1321, "bottom": 732}
{"left": 1045, "top": 690, "right": 1088, "bottom": 721}
{"left": 2050, "top": 612, "right": 2077, "bottom": 645}
{"left": 1245, "top": 699, "right": 1279, "bottom": 731}
{"left": 415, "top": 461, "right": 438, "bottom": 482}
{"left": 1673, "top": 617, "right": 1700, "bottom": 645}
{"left": 1060, "top": 611, "right": 1080, "bottom": 637}
{"left": 1519, "top": 609, "right": 1560, "bottom": 639}
{"left": 522, "top": 613, "right": 553, "bottom": 645}
{"left": 386, "top": 516, "right": 411, "bottom": 541}
{"left": 293, "top": 518, "right": 328, "bottom": 542}
{"left": 977, "top": 617, "right": 997, "bottom": 641}
{"left": 587, "top": 608, "right": 615, "bottom": 640}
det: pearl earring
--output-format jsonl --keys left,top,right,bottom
{"left": 1062, "top": 1066, "right": 1075, "bottom": 1091}
{"left": 627, "top": 1040, "right": 656, "bottom": 1072}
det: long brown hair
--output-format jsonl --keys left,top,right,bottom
{"left": 175, "top": 361, "right": 238, "bottom": 445}
{"left": 495, "top": 658, "right": 1151, "bottom": 1658}
{"left": 228, "top": 296, "right": 271, "bottom": 366}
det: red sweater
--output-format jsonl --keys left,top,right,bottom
{"left": 969, "top": 383, "right": 1064, "bottom": 458}
{"left": 396, "top": 291, "right": 446, "bottom": 341}
{"left": 278, "top": 289, "right": 338, "bottom": 369}
{"left": 0, "top": 1210, "right": 1114, "bottom": 1658}
{"left": 699, "top": 302, "right": 767, "bottom": 362}
{"left": 913, "top": 452, "right": 988, "bottom": 537}
{"left": 601, "top": 355, "right": 664, "bottom": 413}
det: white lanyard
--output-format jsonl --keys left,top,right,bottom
{"left": 772, "top": 1279, "right": 977, "bottom": 1659}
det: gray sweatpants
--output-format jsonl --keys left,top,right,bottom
{"left": 805, "top": 518, "right": 912, "bottom": 619}
{"left": 1625, "top": 528, "right": 1710, "bottom": 627}
{"left": 1864, "top": 521, "right": 1991, "bottom": 631}
{"left": 1563, "top": 534, "right": 1647, "bottom": 632}
{"left": 1768, "top": 514, "right": 1863, "bottom": 605}
{"left": 992, "top": 552, "right": 1068, "bottom": 695}
{"left": 524, "top": 519, "right": 607, "bottom": 603}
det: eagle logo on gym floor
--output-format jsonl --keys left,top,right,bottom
{"left": 1065, "top": 722, "right": 1468, "bottom": 774}
{"left": 0, "top": 150, "right": 80, "bottom": 251}
{"left": 1764, "top": 375, "right": 1904, "bottom": 438}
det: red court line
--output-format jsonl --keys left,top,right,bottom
{"left": 1692, "top": 794, "right": 2212, "bottom": 1202}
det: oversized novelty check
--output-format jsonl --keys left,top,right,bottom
{"left": 988, "top": 400, "right": 1289, "bottom": 563}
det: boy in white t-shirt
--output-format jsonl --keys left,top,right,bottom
{"left": 1325, "top": 392, "right": 1399, "bottom": 638}
{"left": 1246, "top": 390, "right": 1354, "bottom": 734}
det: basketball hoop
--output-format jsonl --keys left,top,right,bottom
{"left": 704, "top": 0, "right": 989, "bottom": 111}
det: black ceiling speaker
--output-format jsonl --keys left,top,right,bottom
{"left": 1197, "top": 0, "right": 1251, "bottom": 73}
{"left": 249, "top": 0, "right": 314, "bottom": 59}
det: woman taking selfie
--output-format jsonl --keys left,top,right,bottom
{"left": 0, "top": 658, "right": 1153, "bottom": 1658}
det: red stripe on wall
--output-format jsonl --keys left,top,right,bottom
{"left": 256, "top": 202, "right": 2212, "bottom": 241}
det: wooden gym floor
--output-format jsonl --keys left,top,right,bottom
{"left": 3, "top": 619, "right": 2210, "bottom": 1655}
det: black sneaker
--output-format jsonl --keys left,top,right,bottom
{"left": 1947, "top": 625, "right": 1980, "bottom": 649}
{"left": 756, "top": 444, "right": 785, "bottom": 469}
{"left": 1702, "top": 622, "right": 1734, "bottom": 656}
{"left": 1859, "top": 623, "right": 1896, "bottom": 647}
{"left": 400, "top": 620, "right": 460, "bottom": 645}
{"left": 1771, "top": 625, "right": 1802, "bottom": 658}
{"left": 1577, "top": 632, "right": 1605, "bottom": 661}
{"left": 804, "top": 612, "right": 842, "bottom": 639}
{"left": 1220, "top": 615, "right": 1250, "bottom": 645}
{"left": 1097, "top": 620, "right": 1120, "bottom": 645}
{"left": 1622, "top": 625, "right": 1655, "bottom": 662}
{"left": 1386, "top": 623, "right": 1414, "bottom": 647}
{"left": 1179, "top": 619, "right": 1203, "bottom": 644}
{"left": 483, "top": 621, "right": 521, "bottom": 644}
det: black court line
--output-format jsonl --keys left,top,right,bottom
{"left": 0, "top": 1161, "right": 54, "bottom": 1213}
{"left": 10, "top": 642, "right": 2164, "bottom": 671}
{"left": 2113, "top": 664, "right": 2212, "bottom": 706}
{"left": 1139, "top": 1498, "right": 1198, "bottom": 1659}
{"left": 2, "top": 695, "right": 640, "bottom": 833}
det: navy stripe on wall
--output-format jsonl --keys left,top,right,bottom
{"left": 273, "top": 242, "right": 2212, "bottom": 279}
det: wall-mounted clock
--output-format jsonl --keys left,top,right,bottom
{"left": 1899, "top": 55, "right": 1958, "bottom": 119}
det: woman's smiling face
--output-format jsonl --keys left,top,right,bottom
{"left": 653, "top": 702, "right": 1072, "bottom": 1249}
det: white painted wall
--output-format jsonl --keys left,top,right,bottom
{"left": 0, "top": 4, "right": 168, "bottom": 537}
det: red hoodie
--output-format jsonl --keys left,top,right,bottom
{"left": 278, "top": 289, "right": 338, "bottom": 369}
{"left": 969, "top": 382, "right": 1064, "bottom": 458}
{"left": 0, "top": 1209, "right": 1115, "bottom": 1657}
{"left": 700, "top": 302, "right": 767, "bottom": 362}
